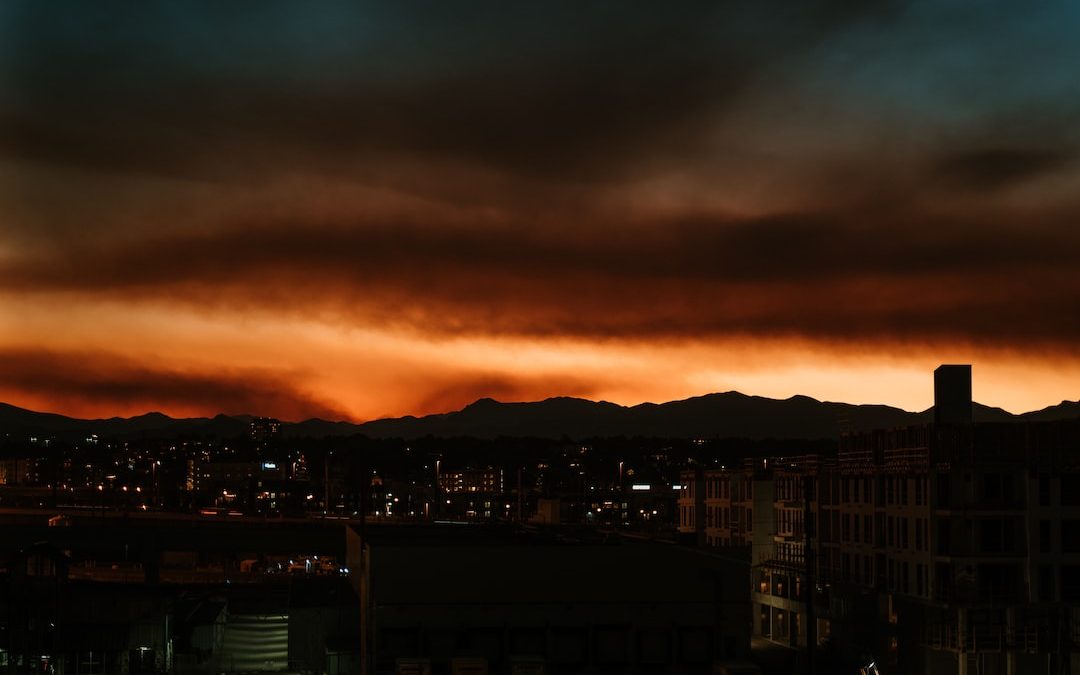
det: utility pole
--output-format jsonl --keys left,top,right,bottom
{"left": 324, "top": 450, "right": 331, "bottom": 516}
{"left": 517, "top": 465, "right": 524, "bottom": 522}
{"left": 694, "top": 460, "right": 706, "bottom": 547}
{"left": 804, "top": 473, "right": 817, "bottom": 675}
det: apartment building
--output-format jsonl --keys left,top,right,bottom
{"left": 677, "top": 462, "right": 755, "bottom": 547}
{"left": 679, "top": 456, "right": 823, "bottom": 651}
{"left": 679, "top": 366, "right": 1080, "bottom": 674}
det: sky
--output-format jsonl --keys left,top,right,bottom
{"left": 2, "top": 1, "right": 1079, "bottom": 421}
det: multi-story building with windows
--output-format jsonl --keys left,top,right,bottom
{"left": 678, "top": 366, "right": 1080, "bottom": 674}
{"left": 677, "top": 463, "right": 755, "bottom": 547}
{"left": 438, "top": 467, "right": 504, "bottom": 495}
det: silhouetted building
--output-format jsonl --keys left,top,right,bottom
{"left": 933, "top": 365, "right": 972, "bottom": 426}
{"left": 347, "top": 524, "right": 753, "bottom": 675}
{"left": 249, "top": 417, "right": 282, "bottom": 444}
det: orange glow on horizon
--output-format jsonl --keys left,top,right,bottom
{"left": 0, "top": 295, "right": 1075, "bottom": 422}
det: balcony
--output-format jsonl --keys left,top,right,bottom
{"left": 923, "top": 624, "right": 1040, "bottom": 654}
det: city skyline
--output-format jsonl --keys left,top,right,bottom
{"left": 3, "top": 2, "right": 1079, "bottom": 421}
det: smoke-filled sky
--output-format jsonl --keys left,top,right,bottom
{"left": 2, "top": 1, "right": 1079, "bottom": 421}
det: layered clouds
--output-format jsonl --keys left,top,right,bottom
{"left": 2, "top": 1, "right": 1079, "bottom": 419}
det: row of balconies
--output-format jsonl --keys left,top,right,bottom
{"left": 923, "top": 623, "right": 1047, "bottom": 654}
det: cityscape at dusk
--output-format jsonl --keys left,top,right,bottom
{"left": 2, "top": 2, "right": 1079, "bottom": 675}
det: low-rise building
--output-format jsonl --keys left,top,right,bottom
{"left": 347, "top": 524, "right": 752, "bottom": 675}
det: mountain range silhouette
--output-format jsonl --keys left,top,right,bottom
{"left": 3, "top": 393, "right": 1078, "bottom": 441}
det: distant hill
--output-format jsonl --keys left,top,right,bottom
{"left": 0, "top": 403, "right": 249, "bottom": 441}
{"left": 2, "top": 393, "right": 1077, "bottom": 442}
{"left": 1015, "top": 400, "right": 1080, "bottom": 422}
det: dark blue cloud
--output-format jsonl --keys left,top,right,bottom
{"left": 2, "top": 1, "right": 903, "bottom": 179}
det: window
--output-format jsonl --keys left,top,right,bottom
{"left": 980, "top": 518, "right": 1002, "bottom": 550}
{"left": 549, "top": 628, "right": 587, "bottom": 665}
{"left": 25, "top": 554, "right": 56, "bottom": 577}
{"left": 679, "top": 627, "right": 711, "bottom": 665}
{"left": 1039, "top": 565, "right": 1055, "bottom": 602}
{"left": 978, "top": 564, "right": 1020, "bottom": 603}
{"left": 772, "top": 608, "right": 789, "bottom": 640}
{"left": 980, "top": 519, "right": 1014, "bottom": 554}
{"left": 637, "top": 630, "right": 671, "bottom": 666}
{"left": 1040, "top": 520, "right": 1052, "bottom": 554}
{"left": 594, "top": 626, "right": 631, "bottom": 665}
{"left": 937, "top": 474, "right": 950, "bottom": 507}
{"left": 1064, "top": 566, "right": 1080, "bottom": 602}
{"left": 79, "top": 653, "right": 105, "bottom": 675}
{"left": 1063, "top": 476, "right": 1080, "bottom": 507}
{"left": 936, "top": 519, "right": 950, "bottom": 554}
{"left": 1063, "top": 520, "right": 1080, "bottom": 553}
{"left": 1039, "top": 474, "right": 1050, "bottom": 506}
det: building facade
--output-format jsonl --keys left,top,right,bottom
{"left": 679, "top": 366, "right": 1080, "bottom": 674}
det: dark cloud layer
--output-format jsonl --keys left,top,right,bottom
{"left": 2, "top": 1, "right": 899, "bottom": 183}
{"left": 933, "top": 146, "right": 1076, "bottom": 191}
{"left": 3, "top": 0, "right": 1080, "bottom": 421}
{"left": 3, "top": 210, "right": 1078, "bottom": 345}
{"left": 0, "top": 348, "right": 348, "bottom": 421}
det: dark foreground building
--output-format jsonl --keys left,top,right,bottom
{"left": 0, "top": 515, "right": 358, "bottom": 675}
{"left": 347, "top": 525, "right": 753, "bottom": 675}
{"left": 2, "top": 509, "right": 751, "bottom": 675}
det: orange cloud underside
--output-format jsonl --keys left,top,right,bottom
{"left": 1, "top": 295, "right": 1075, "bottom": 421}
